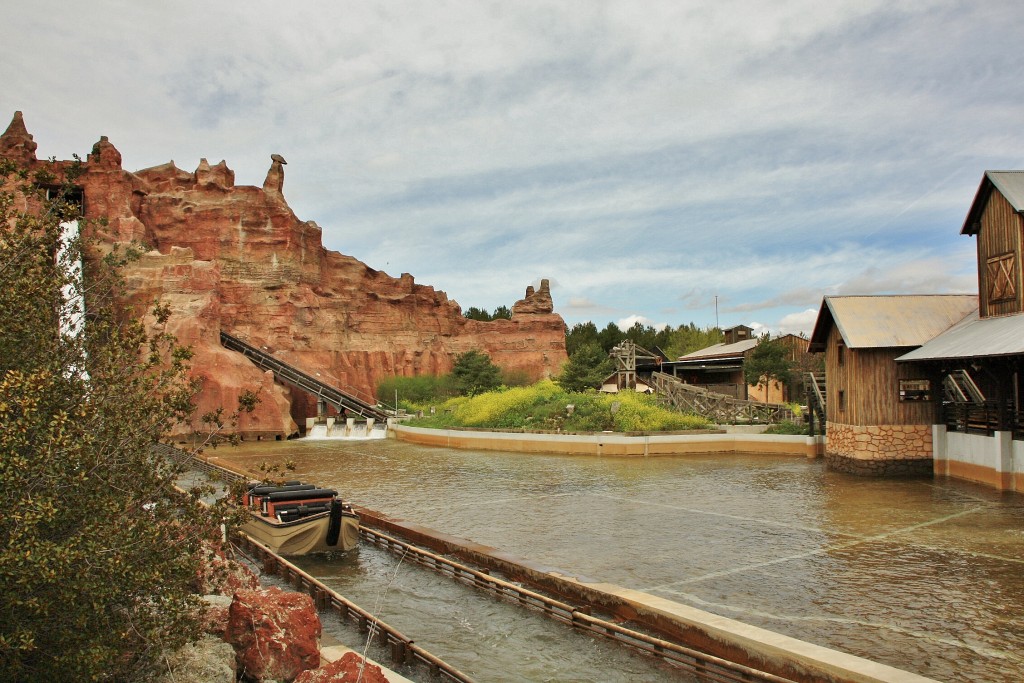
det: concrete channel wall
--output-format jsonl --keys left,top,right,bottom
{"left": 391, "top": 424, "right": 825, "bottom": 458}
{"left": 358, "top": 507, "right": 936, "bottom": 683}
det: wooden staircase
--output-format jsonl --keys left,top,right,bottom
{"left": 805, "top": 372, "right": 826, "bottom": 436}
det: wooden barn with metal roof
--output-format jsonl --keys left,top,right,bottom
{"left": 808, "top": 295, "right": 976, "bottom": 476}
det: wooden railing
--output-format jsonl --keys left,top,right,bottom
{"left": 649, "top": 372, "right": 796, "bottom": 424}
{"left": 942, "top": 401, "right": 1023, "bottom": 439}
{"left": 805, "top": 372, "right": 826, "bottom": 437}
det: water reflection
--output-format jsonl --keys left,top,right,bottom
{"left": 218, "top": 438, "right": 1024, "bottom": 682}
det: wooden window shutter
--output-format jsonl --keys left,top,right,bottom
{"left": 986, "top": 253, "right": 1016, "bottom": 303}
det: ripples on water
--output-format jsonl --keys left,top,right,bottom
{"left": 219, "top": 438, "right": 1024, "bottom": 682}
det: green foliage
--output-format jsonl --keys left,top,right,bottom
{"left": 565, "top": 321, "right": 599, "bottom": 356}
{"left": 597, "top": 322, "right": 623, "bottom": 352}
{"left": 565, "top": 320, "right": 723, "bottom": 359}
{"left": 451, "top": 349, "right": 503, "bottom": 396}
{"left": 463, "top": 305, "right": 512, "bottom": 321}
{"left": 411, "top": 380, "right": 711, "bottom": 432}
{"left": 376, "top": 374, "right": 456, "bottom": 410}
{"left": 743, "top": 334, "right": 794, "bottom": 399}
{"left": 0, "top": 160, "right": 252, "bottom": 681}
{"left": 556, "top": 341, "right": 614, "bottom": 392}
{"left": 763, "top": 420, "right": 809, "bottom": 435}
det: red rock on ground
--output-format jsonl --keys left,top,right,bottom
{"left": 294, "top": 651, "right": 391, "bottom": 683}
{"left": 226, "top": 587, "right": 321, "bottom": 682}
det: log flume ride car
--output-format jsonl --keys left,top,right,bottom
{"left": 241, "top": 481, "right": 359, "bottom": 556}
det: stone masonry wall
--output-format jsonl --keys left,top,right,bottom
{"left": 825, "top": 422, "right": 933, "bottom": 477}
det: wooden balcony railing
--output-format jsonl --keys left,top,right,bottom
{"left": 942, "top": 401, "right": 1024, "bottom": 440}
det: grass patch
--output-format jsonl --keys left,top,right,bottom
{"left": 408, "top": 380, "right": 712, "bottom": 432}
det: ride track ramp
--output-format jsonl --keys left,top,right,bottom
{"left": 219, "top": 331, "right": 389, "bottom": 422}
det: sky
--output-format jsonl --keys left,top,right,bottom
{"left": 3, "top": 1, "right": 1022, "bottom": 337}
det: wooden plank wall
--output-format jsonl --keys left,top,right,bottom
{"left": 978, "top": 189, "right": 1023, "bottom": 317}
{"left": 826, "top": 326, "right": 933, "bottom": 426}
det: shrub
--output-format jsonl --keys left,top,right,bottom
{"left": 376, "top": 374, "right": 454, "bottom": 409}
{"left": 763, "top": 420, "right": 809, "bottom": 435}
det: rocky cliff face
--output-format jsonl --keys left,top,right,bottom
{"left": 2, "top": 112, "right": 567, "bottom": 438}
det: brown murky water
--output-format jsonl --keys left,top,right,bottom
{"left": 217, "top": 438, "right": 1024, "bottom": 682}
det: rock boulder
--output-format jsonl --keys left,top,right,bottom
{"left": 225, "top": 587, "right": 321, "bottom": 682}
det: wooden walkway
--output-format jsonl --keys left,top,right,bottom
{"left": 649, "top": 372, "right": 796, "bottom": 424}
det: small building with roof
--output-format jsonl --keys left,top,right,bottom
{"left": 808, "top": 295, "right": 976, "bottom": 476}
{"left": 675, "top": 325, "right": 811, "bottom": 403}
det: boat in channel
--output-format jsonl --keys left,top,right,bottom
{"left": 241, "top": 481, "right": 359, "bottom": 556}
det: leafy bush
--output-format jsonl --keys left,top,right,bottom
{"left": 0, "top": 159, "right": 251, "bottom": 681}
{"left": 763, "top": 420, "right": 809, "bottom": 435}
{"left": 377, "top": 374, "right": 455, "bottom": 410}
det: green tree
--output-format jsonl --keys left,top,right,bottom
{"left": 597, "top": 322, "right": 623, "bottom": 352}
{"left": 661, "top": 322, "right": 723, "bottom": 358}
{"left": 556, "top": 342, "right": 614, "bottom": 392}
{"left": 743, "top": 334, "right": 793, "bottom": 403}
{"left": 463, "top": 306, "right": 491, "bottom": 321}
{"left": 491, "top": 305, "right": 511, "bottom": 320}
{"left": 450, "top": 349, "right": 503, "bottom": 395}
{"left": 0, "top": 160, "right": 244, "bottom": 681}
{"left": 565, "top": 321, "right": 599, "bottom": 356}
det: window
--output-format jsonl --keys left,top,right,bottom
{"left": 837, "top": 342, "right": 845, "bottom": 366}
{"left": 986, "top": 252, "right": 1017, "bottom": 303}
{"left": 41, "top": 184, "right": 84, "bottom": 216}
{"left": 837, "top": 390, "right": 845, "bottom": 411}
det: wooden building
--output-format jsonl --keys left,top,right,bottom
{"left": 808, "top": 295, "right": 976, "bottom": 476}
{"left": 674, "top": 325, "right": 811, "bottom": 403}
{"left": 896, "top": 171, "right": 1024, "bottom": 490}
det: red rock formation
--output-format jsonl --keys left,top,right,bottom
{"left": 0, "top": 112, "right": 568, "bottom": 437}
{"left": 225, "top": 587, "right": 322, "bottom": 682}
{"left": 294, "top": 652, "right": 390, "bottom": 683}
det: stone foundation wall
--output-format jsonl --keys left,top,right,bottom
{"left": 825, "top": 422, "right": 933, "bottom": 477}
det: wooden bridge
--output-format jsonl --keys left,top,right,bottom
{"left": 219, "top": 331, "right": 389, "bottom": 422}
{"left": 649, "top": 372, "right": 797, "bottom": 424}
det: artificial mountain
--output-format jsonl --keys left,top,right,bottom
{"left": 1, "top": 112, "right": 567, "bottom": 437}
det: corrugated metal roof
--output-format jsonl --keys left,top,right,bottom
{"left": 679, "top": 337, "right": 758, "bottom": 361}
{"left": 962, "top": 171, "right": 1024, "bottom": 235}
{"left": 808, "top": 295, "right": 977, "bottom": 350}
{"left": 897, "top": 310, "right": 1024, "bottom": 361}
{"left": 987, "top": 171, "right": 1024, "bottom": 211}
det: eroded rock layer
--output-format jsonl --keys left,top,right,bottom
{"left": 2, "top": 112, "right": 567, "bottom": 437}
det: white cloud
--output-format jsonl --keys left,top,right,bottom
{"left": 0, "top": 1, "right": 1014, "bottom": 333}
{"left": 617, "top": 315, "right": 668, "bottom": 331}
{"left": 777, "top": 309, "right": 820, "bottom": 337}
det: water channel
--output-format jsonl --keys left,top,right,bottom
{"left": 216, "top": 437, "right": 1024, "bottom": 682}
